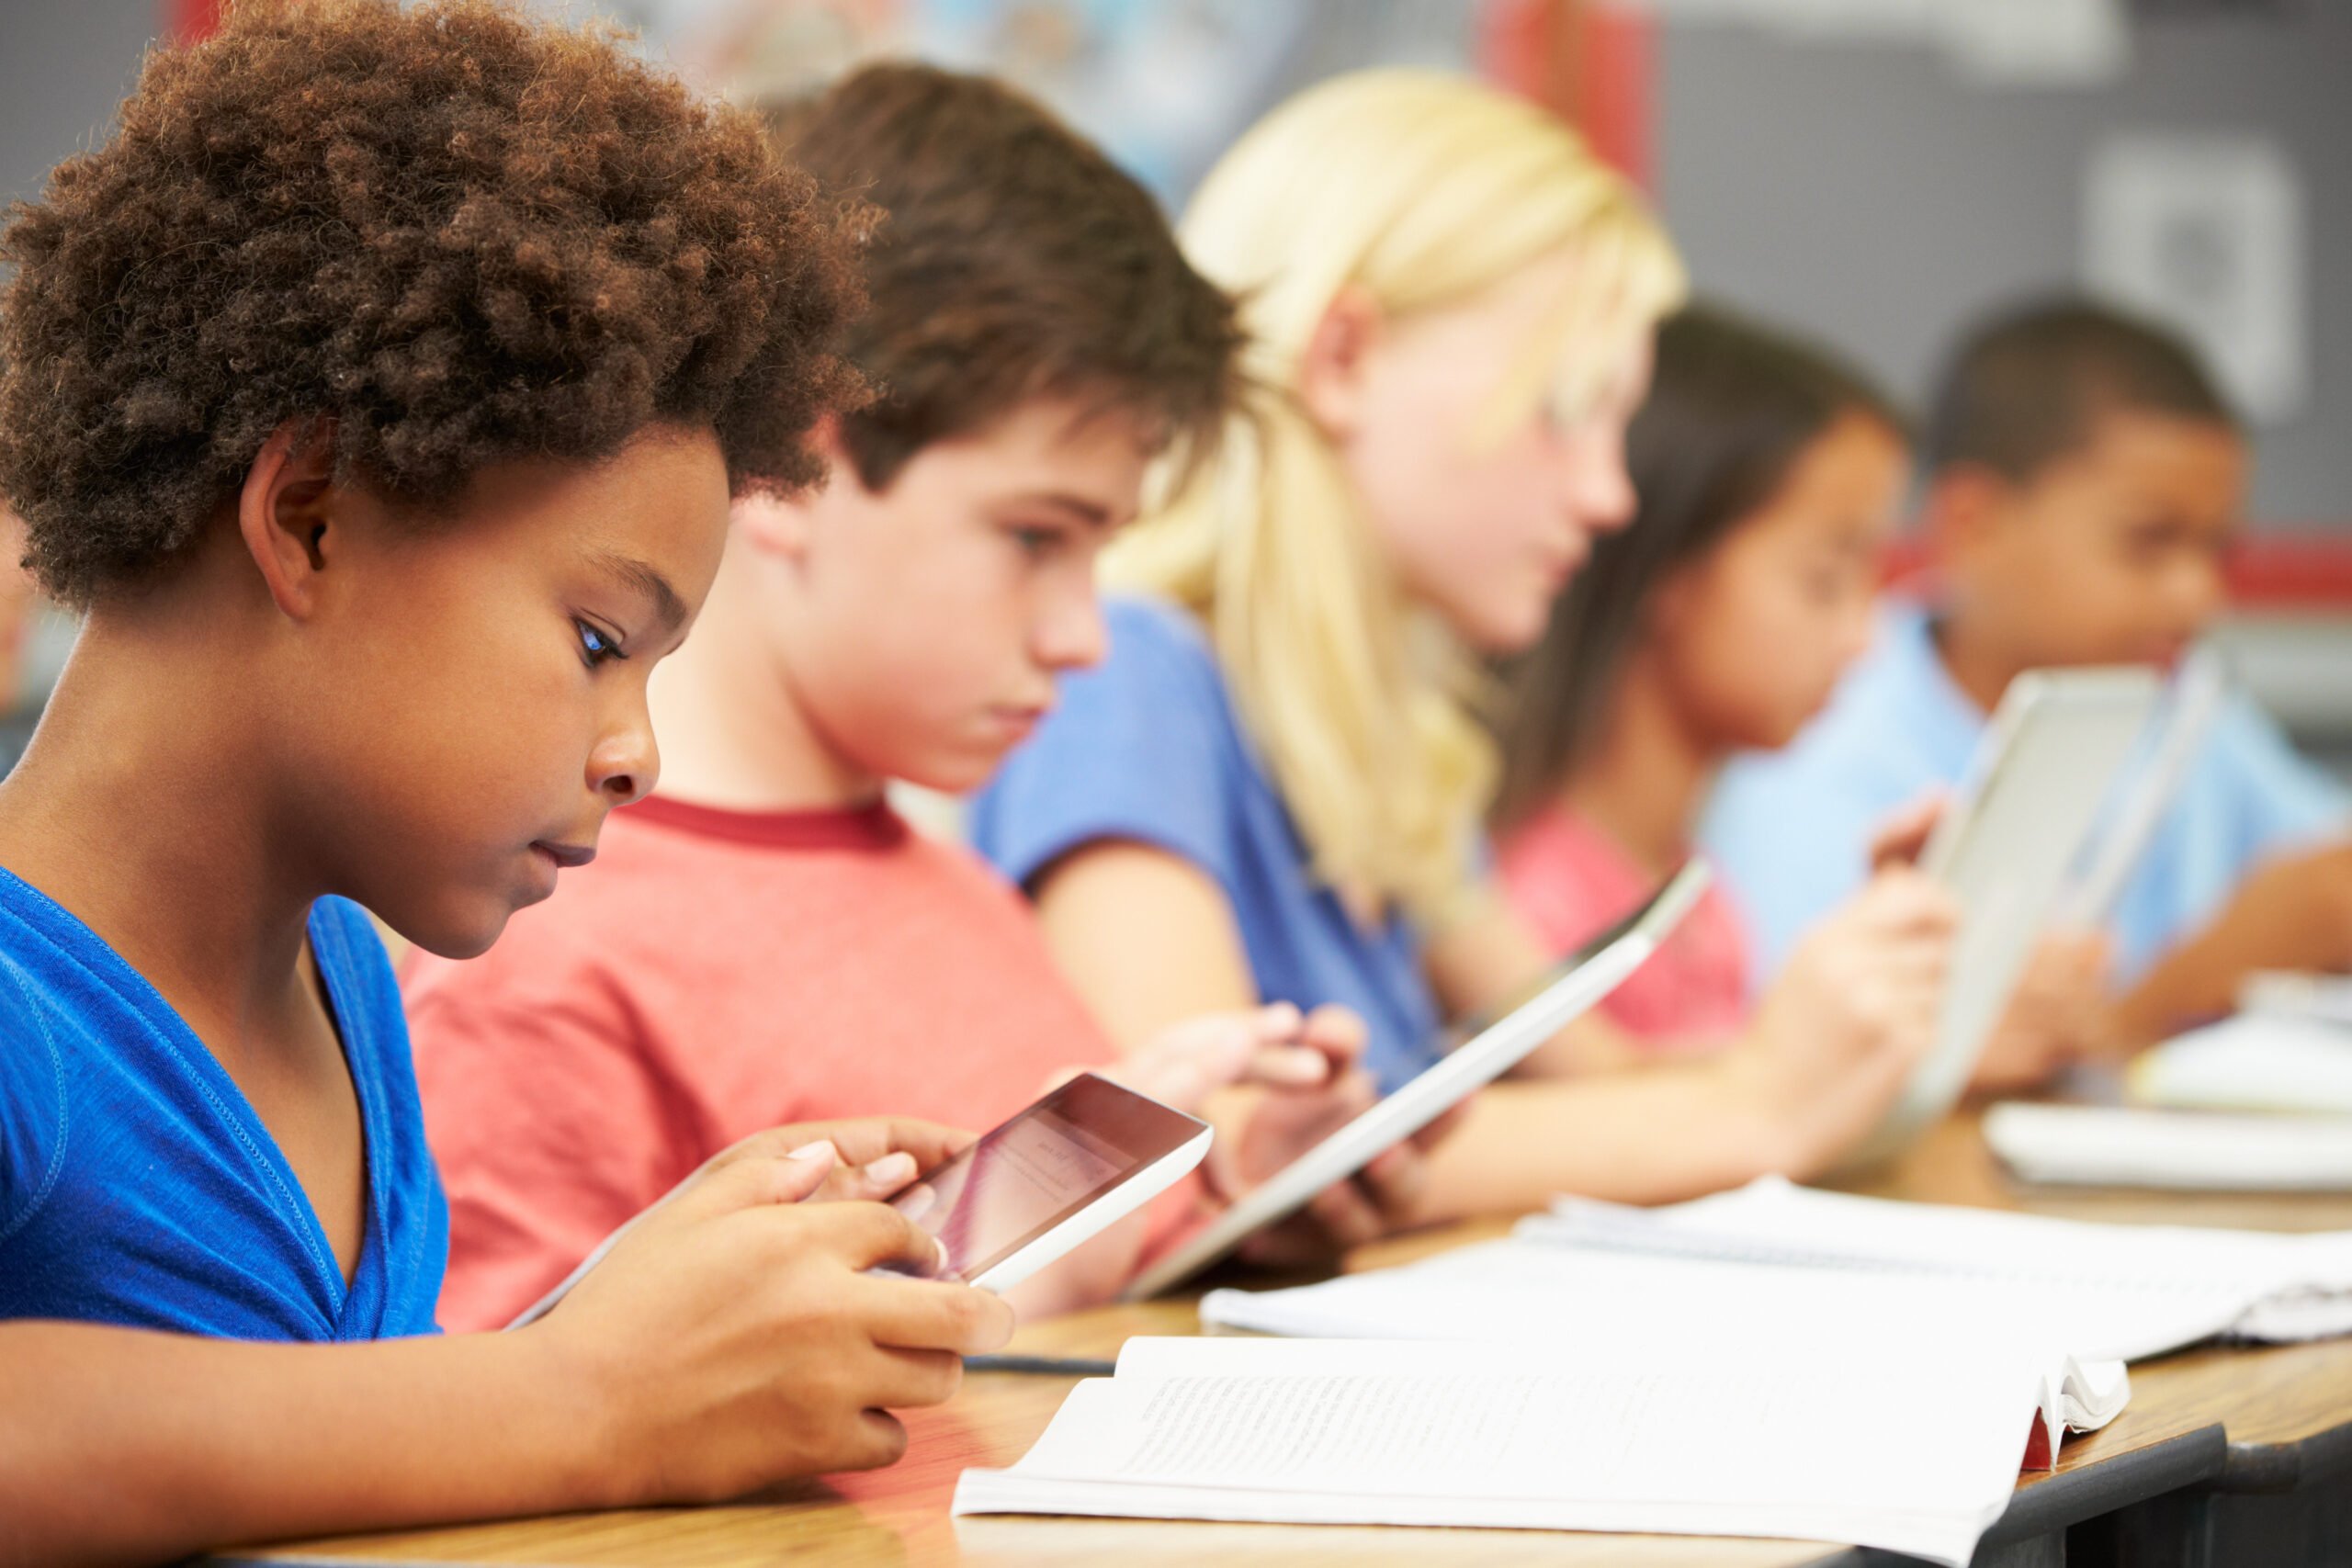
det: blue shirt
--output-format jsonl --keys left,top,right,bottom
{"left": 971, "top": 596, "right": 1443, "bottom": 1091}
{"left": 0, "top": 870, "right": 447, "bottom": 1339}
{"left": 1702, "top": 603, "right": 2349, "bottom": 985}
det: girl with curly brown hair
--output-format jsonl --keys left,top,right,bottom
{"left": 0, "top": 4, "right": 1009, "bottom": 1559}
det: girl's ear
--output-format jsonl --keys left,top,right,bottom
{"left": 1297, "top": 284, "right": 1385, "bottom": 442}
{"left": 236, "top": 421, "right": 340, "bottom": 621}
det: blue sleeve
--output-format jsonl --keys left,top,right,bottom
{"left": 0, "top": 954, "right": 67, "bottom": 1248}
{"left": 2110, "top": 695, "right": 2352, "bottom": 978}
{"left": 1702, "top": 749, "right": 1883, "bottom": 983}
{"left": 2216, "top": 695, "right": 2349, "bottom": 852}
{"left": 971, "top": 597, "right": 1243, "bottom": 896}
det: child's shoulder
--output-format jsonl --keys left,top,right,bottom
{"left": 1096, "top": 592, "right": 1226, "bottom": 694}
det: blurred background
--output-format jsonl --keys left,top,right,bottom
{"left": 3, "top": 0, "right": 2346, "bottom": 773}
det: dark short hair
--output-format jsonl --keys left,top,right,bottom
{"left": 1923, "top": 297, "right": 2236, "bottom": 482}
{"left": 1493, "top": 303, "right": 1906, "bottom": 832}
{"left": 761, "top": 62, "right": 1241, "bottom": 491}
{"left": 0, "top": 0, "right": 865, "bottom": 608}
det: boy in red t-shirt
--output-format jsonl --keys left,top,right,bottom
{"left": 409, "top": 64, "right": 1408, "bottom": 1331}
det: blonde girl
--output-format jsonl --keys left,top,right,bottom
{"left": 971, "top": 71, "right": 1956, "bottom": 1225}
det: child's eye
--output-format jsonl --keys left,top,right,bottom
{"left": 1011, "top": 525, "right": 1064, "bottom": 558}
{"left": 573, "top": 617, "right": 628, "bottom": 668}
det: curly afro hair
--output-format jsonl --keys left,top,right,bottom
{"left": 0, "top": 0, "right": 865, "bottom": 608}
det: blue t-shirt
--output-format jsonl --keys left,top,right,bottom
{"left": 971, "top": 596, "right": 1443, "bottom": 1091}
{"left": 1703, "top": 603, "right": 2349, "bottom": 985}
{"left": 0, "top": 870, "right": 447, "bottom": 1339}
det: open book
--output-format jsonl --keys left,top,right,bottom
{"left": 2130, "top": 1010, "right": 2352, "bottom": 1116}
{"left": 952, "top": 1337, "right": 2127, "bottom": 1568}
{"left": 1204, "top": 1178, "right": 2352, "bottom": 1361}
{"left": 1986, "top": 1101, "right": 2352, "bottom": 1190}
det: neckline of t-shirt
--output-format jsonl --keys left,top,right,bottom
{"left": 0, "top": 864, "right": 384, "bottom": 1314}
{"left": 621, "top": 793, "right": 911, "bottom": 851}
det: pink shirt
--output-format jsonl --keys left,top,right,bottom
{"left": 1496, "top": 804, "right": 1755, "bottom": 1052}
{"left": 406, "top": 796, "right": 1149, "bottom": 1331}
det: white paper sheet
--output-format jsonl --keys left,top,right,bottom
{"left": 954, "top": 1337, "right": 2123, "bottom": 1568}
{"left": 1987, "top": 1101, "right": 2352, "bottom": 1191}
{"left": 2132, "top": 1013, "right": 2352, "bottom": 1115}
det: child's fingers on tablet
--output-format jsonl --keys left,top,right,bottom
{"left": 1295, "top": 1002, "right": 1369, "bottom": 1068}
{"left": 813, "top": 1118, "right": 978, "bottom": 1173}
{"left": 813, "top": 1151, "right": 922, "bottom": 1203}
{"left": 809, "top": 1200, "right": 950, "bottom": 1277}
{"left": 1302, "top": 1176, "right": 1385, "bottom": 1250}
{"left": 674, "top": 1141, "right": 842, "bottom": 1217}
{"left": 1360, "top": 1142, "right": 1430, "bottom": 1217}
{"left": 1410, "top": 1100, "right": 1472, "bottom": 1152}
{"left": 1243, "top": 1042, "right": 1333, "bottom": 1087}
{"left": 861, "top": 1342, "right": 968, "bottom": 1410}
{"left": 838, "top": 1409, "right": 915, "bottom": 1472}
{"left": 860, "top": 1277, "right": 1017, "bottom": 1356}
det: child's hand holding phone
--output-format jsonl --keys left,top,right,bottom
{"left": 521, "top": 1136, "right": 1014, "bottom": 1499}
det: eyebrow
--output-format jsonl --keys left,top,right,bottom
{"left": 589, "top": 550, "right": 688, "bottom": 640}
{"left": 1006, "top": 491, "right": 1121, "bottom": 530}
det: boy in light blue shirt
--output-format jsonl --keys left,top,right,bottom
{"left": 1707, "top": 299, "right": 2349, "bottom": 1051}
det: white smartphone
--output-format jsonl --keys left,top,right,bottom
{"left": 1122, "top": 860, "right": 1713, "bottom": 1301}
{"left": 889, "top": 1072, "right": 1211, "bottom": 1293}
{"left": 1839, "top": 667, "right": 2163, "bottom": 1170}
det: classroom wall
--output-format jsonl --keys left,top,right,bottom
{"left": 0, "top": 2, "right": 157, "bottom": 217}
{"left": 1649, "top": 4, "right": 2352, "bottom": 530}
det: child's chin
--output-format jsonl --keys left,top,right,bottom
{"left": 398, "top": 902, "right": 517, "bottom": 963}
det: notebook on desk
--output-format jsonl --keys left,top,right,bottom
{"left": 951, "top": 1335, "right": 2127, "bottom": 1568}
{"left": 1985, "top": 1101, "right": 2352, "bottom": 1191}
{"left": 2129, "top": 1010, "right": 2352, "bottom": 1116}
{"left": 1203, "top": 1177, "right": 2352, "bottom": 1362}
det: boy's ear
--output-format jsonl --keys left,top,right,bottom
{"left": 236, "top": 421, "right": 341, "bottom": 621}
{"left": 1297, "top": 284, "right": 1385, "bottom": 442}
{"left": 731, "top": 490, "right": 819, "bottom": 560}
{"left": 734, "top": 416, "right": 845, "bottom": 560}
{"left": 1918, "top": 463, "right": 2017, "bottom": 570}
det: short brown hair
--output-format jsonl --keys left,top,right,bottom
{"left": 0, "top": 0, "right": 865, "bottom": 608}
{"left": 1924, "top": 297, "right": 2235, "bottom": 483}
{"left": 762, "top": 62, "right": 1240, "bottom": 491}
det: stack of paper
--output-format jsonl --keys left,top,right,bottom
{"left": 1203, "top": 1178, "right": 2352, "bottom": 1359}
{"left": 1986, "top": 1101, "right": 2352, "bottom": 1190}
{"left": 952, "top": 1337, "right": 2127, "bottom": 1568}
{"left": 2130, "top": 1012, "right": 2352, "bottom": 1116}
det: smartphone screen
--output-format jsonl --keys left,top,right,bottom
{"left": 889, "top": 1073, "right": 1204, "bottom": 1282}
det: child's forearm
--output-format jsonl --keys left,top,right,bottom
{"left": 0, "top": 1321, "right": 617, "bottom": 1568}
{"left": 1415, "top": 1065, "right": 1790, "bottom": 1223}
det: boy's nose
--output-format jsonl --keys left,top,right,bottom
{"left": 1035, "top": 591, "right": 1109, "bottom": 672}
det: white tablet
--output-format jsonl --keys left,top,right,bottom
{"left": 2054, "top": 647, "right": 2225, "bottom": 929}
{"left": 891, "top": 1072, "right": 1211, "bottom": 1292}
{"left": 1123, "top": 859, "right": 1713, "bottom": 1300}
{"left": 1839, "top": 667, "right": 2163, "bottom": 1170}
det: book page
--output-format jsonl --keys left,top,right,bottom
{"left": 1202, "top": 1235, "right": 2251, "bottom": 1365}
{"left": 961, "top": 1337, "right": 2069, "bottom": 1568}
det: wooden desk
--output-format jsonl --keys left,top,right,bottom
{"left": 220, "top": 1113, "right": 2352, "bottom": 1568}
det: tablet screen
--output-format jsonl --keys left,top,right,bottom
{"left": 891, "top": 1073, "right": 1204, "bottom": 1282}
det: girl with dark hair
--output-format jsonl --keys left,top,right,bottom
{"left": 1493, "top": 305, "right": 1915, "bottom": 1049}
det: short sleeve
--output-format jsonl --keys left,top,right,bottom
{"left": 1702, "top": 746, "right": 1890, "bottom": 982}
{"left": 0, "top": 954, "right": 66, "bottom": 1247}
{"left": 971, "top": 597, "right": 1247, "bottom": 895}
{"left": 2217, "top": 695, "right": 2349, "bottom": 852}
{"left": 2110, "top": 695, "right": 2352, "bottom": 978}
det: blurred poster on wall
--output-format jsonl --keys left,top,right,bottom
{"left": 1609, "top": 0, "right": 2129, "bottom": 86}
{"left": 2083, "top": 133, "right": 2308, "bottom": 424}
{"left": 606, "top": 0, "right": 1481, "bottom": 207}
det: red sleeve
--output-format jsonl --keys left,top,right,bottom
{"left": 409, "top": 969, "right": 701, "bottom": 1332}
